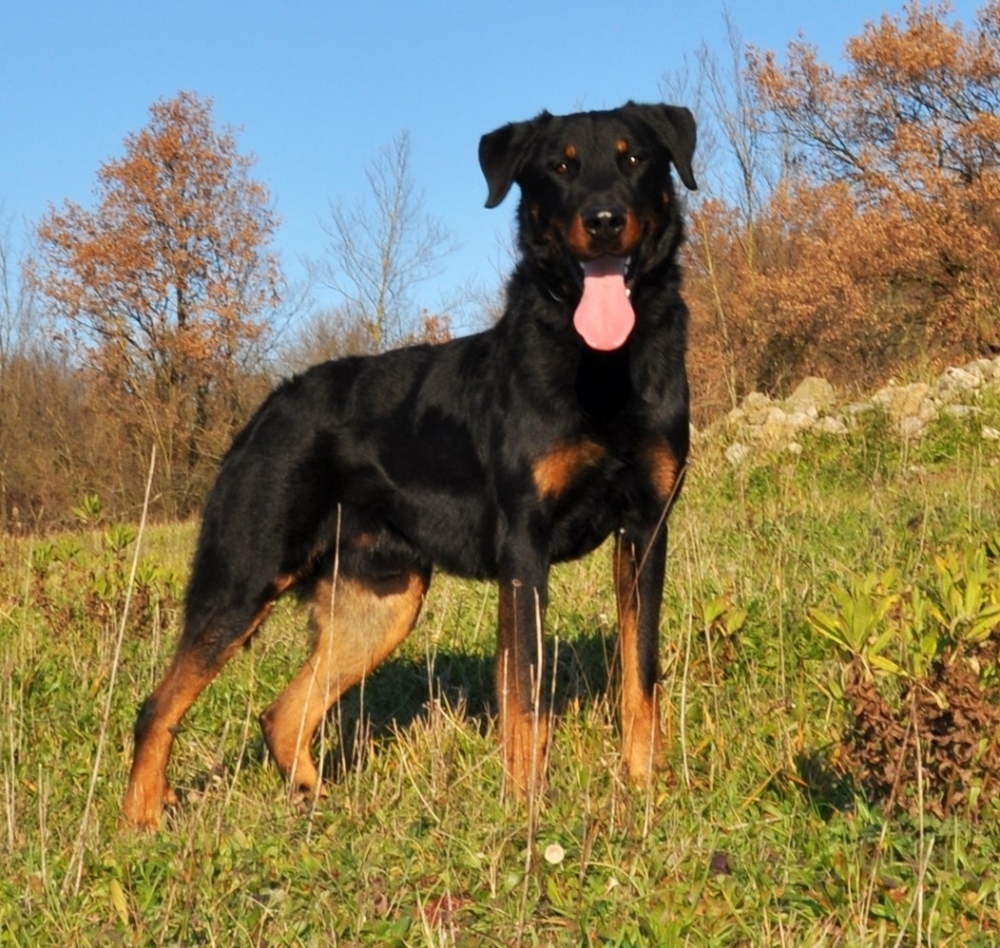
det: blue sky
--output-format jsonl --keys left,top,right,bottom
{"left": 0, "top": 0, "right": 985, "bottom": 334}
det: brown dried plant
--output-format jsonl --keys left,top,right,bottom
{"left": 686, "top": 1, "right": 1000, "bottom": 412}
{"left": 31, "top": 92, "right": 281, "bottom": 514}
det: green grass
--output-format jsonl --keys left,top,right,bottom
{"left": 2, "top": 393, "right": 1000, "bottom": 946}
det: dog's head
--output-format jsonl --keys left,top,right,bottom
{"left": 479, "top": 103, "right": 697, "bottom": 350}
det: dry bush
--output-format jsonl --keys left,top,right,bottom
{"left": 841, "top": 644, "right": 1000, "bottom": 820}
{"left": 30, "top": 92, "right": 281, "bottom": 519}
{"left": 686, "top": 1, "right": 1000, "bottom": 417}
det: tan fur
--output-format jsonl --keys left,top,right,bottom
{"left": 614, "top": 534, "right": 664, "bottom": 781}
{"left": 259, "top": 570, "right": 428, "bottom": 791}
{"left": 532, "top": 439, "right": 606, "bottom": 501}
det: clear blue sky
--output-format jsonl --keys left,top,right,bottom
{"left": 0, "top": 0, "right": 984, "bottom": 334}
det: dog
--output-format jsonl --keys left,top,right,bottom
{"left": 122, "top": 101, "right": 697, "bottom": 828}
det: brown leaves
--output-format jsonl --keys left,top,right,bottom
{"left": 31, "top": 92, "right": 283, "bottom": 515}
{"left": 840, "top": 648, "right": 1000, "bottom": 820}
{"left": 35, "top": 92, "right": 280, "bottom": 392}
{"left": 687, "top": 1, "right": 1000, "bottom": 414}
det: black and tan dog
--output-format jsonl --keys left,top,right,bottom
{"left": 122, "top": 102, "right": 697, "bottom": 828}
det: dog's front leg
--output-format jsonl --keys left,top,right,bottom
{"left": 495, "top": 556, "right": 549, "bottom": 801}
{"left": 615, "top": 522, "right": 667, "bottom": 782}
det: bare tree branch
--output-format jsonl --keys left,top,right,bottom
{"left": 315, "top": 131, "right": 456, "bottom": 352}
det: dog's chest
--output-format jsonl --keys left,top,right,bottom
{"left": 534, "top": 433, "right": 681, "bottom": 562}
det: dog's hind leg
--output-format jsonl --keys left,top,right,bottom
{"left": 259, "top": 567, "right": 430, "bottom": 794}
{"left": 121, "top": 590, "right": 283, "bottom": 830}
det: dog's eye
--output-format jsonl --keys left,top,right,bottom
{"left": 554, "top": 160, "right": 571, "bottom": 175}
{"left": 626, "top": 154, "right": 644, "bottom": 170}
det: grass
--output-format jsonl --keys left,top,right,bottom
{"left": 1, "top": 391, "right": 1000, "bottom": 946}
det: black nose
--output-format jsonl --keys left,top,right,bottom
{"left": 583, "top": 205, "right": 626, "bottom": 238}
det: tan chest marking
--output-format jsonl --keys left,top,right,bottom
{"left": 532, "top": 439, "right": 607, "bottom": 500}
{"left": 643, "top": 439, "right": 682, "bottom": 505}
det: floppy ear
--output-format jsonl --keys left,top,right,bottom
{"left": 478, "top": 112, "right": 550, "bottom": 208}
{"left": 629, "top": 103, "right": 698, "bottom": 191}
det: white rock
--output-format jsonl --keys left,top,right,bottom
{"left": 898, "top": 415, "right": 929, "bottom": 439}
{"left": 725, "top": 442, "right": 751, "bottom": 466}
{"left": 814, "top": 416, "right": 849, "bottom": 435}
{"left": 944, "top": 405, "right": 982, "bottom": 418}
{"left": 786, "top": 376, "right": 836, "bottom": 415}
{"left": 740, "top": 392, "right": 773, "bottom": 425}
{"left": 936, "top": 366, "right": 981, "bottom": 399}
{"left": 965, "top": 358, "right": 1000, "bottom": 382}
{"left": 786, "top": 411, "right": 816, "bottom": 431}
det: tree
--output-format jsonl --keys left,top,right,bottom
{"left": 750, "top": 1, "right": 1000, "bottom": 191}
{"left": 681, "top": 1, "right": 1000, "bottom": 409}
{"left": 316, "top": 131, "right": 455, "bottom": 353}
{"left": 33, "top": 92, "right": 282, "bottom": 513}
{"left": 0, "top": 209, "right": 37, "bottom": 529}
{"left": 746, "top": 0, "right": 1000, "bottom": 358}
{"left": 0, "top": 210, "right": 34, "bottom": 374}
{"left": 677, "top": 12, "right": 781, "bottom": 413}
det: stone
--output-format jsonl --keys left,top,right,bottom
{"left": 944, "top": 405, "right": 982, "bottom": 418}
{"left": 725, "top": 442, "right": 751, "bottom": 466}
{"left": 740, "top": 392, "right": 773, "bottom": 425}
{"left": 898, "top": 415, "right": 930, "bottom": 439}
{"left": 936, "top": 366, "right": 981, "bottom": 400}
{"left": 814, "top": 415, "right": 849, "bottom": 435}
{"left": 786, "top": 376, "right": 836, "bottom": 416}
{"left": 873, "top": 382, "right": 936, "bottom": 434}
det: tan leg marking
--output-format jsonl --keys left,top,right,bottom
{"left": 121, "top": 602, "right": 275, "bottom": 829}
{"left": 615, "top": 536, "right": 663, "bottom": 782}
{"left": 496, "top": 581, "right": 548, "bottom": 801}
{"left": 259, "top": 570, "right": 428, "bottom": 791}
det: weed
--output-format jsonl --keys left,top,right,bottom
{"left": 808, "top": 543, "right": 1000, "bottom": 820}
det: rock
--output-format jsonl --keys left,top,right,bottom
{"left": 872, "top": 382, "right": 936, "bottom": 436}
{"left": 944, "top": 405, "right": 982, "bottom": 418}
{"left": 786, "top": 411, "right": 816, "bottom": 431}
{"left": 716, "top": 363, "right": 1000, "bottom": 463}
{"left": 814, "top": 416, "right": 849, "bottom": 435}
{"left": 725, "top": 442, "right": 751, "bottom": 466}
{"left": 740, "top": 392, "right": 773, "bottom": 425}
{"left": 898, "top": 415, "right": 930, "bottom": 439}
{"left": 963, "top": 358, "right": 1000, "bottom": 383}
{"left": 750, "top": 406, "right": 817, "bottom": 447}
{"left": 786, "top": 376, "right": 836, "bottom": 416}
{"left": 743, "top": 392, "right": 772, "bottom": 410}
{"left": 936, "top": 366, "right": 981, "bottom": 400}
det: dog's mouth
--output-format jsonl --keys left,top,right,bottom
{"left": 572, "top": 254, "right": 636, "bottom": 351}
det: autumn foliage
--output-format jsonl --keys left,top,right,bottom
{"left": 32, "top": 92, "right": 280, "bottom": 515}
{"left": 685, "top": 1, "right": 1000, "bottom": 417}
{"left": 3, "top": 4, "right": 1000, "bottom": 529}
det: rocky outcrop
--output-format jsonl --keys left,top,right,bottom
{"left": 718, "top": 356, "right": 1000, "bottom": 465}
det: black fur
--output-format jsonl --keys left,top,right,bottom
{"left": 123, "top": 101, "right": 698, "bottom": 825}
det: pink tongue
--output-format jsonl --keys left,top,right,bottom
{"left": 573, "top": 257, "right": 634, "bottom": 350}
